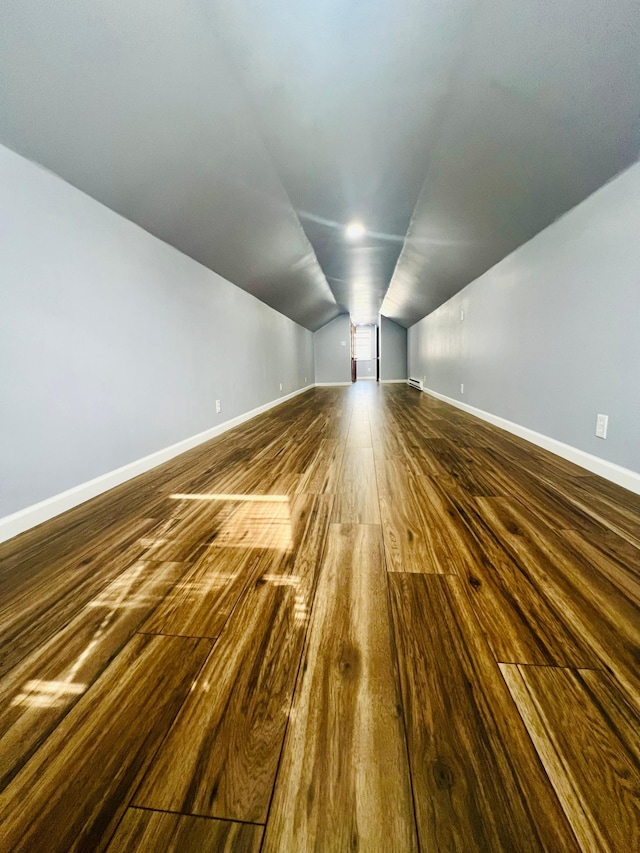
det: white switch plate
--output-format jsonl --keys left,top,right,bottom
{"left": 460, "top": 383, "right": 464, "bottom": 394}
{"left": 460, "top": 309, "right": 465, "bottom": 321}
{"left": 596, "top": 413, "right": 608, "bottom": 439}
{"left": 279, "top": 383, "right": 283, "bottom": 391}
{"left": 216, "top": 400, "right": 221, "bottom": 413}
{"left": 341, "top": 340, "right": 347, "bottom": 346}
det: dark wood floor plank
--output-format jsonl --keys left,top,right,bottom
{"left": 106, "top": 809, "right": 263, "bottom": 852}
{"left": 560, "top": 528, "right": 640, "bottom": 609}
{"left": 475, "top": 447, "right": 610, "bottom": 535}
{"left": 295, "top": 438, "right": 345, "bottom": 494}
{"left": 0, "top": 559, "right": 191, "bottom": 791}
{"left": 476, "top": 497, "right": 640, "bottom": 707}
{"left": 0, "top": 634, "right": 212, "bottom": 853}
{"left": 542, "top": 472, "right": 640, "bottom": 548}
{"left": 262, "top": 524, "right": 418, "bottom": 853}
{"left": 578, "top": 669, "right": 640, "bottom": 767}
{"left": 436, "top": 483, "right": 602, "bottom": 666}
{"left": 501, "top": 664, "right": 640, "bottom": 852}
{"left": 134, "top": 496, "right": 332, "bottom": 823}
{"left": 378, "top": 466, "right": 474, "bottom": 574}
{"left": 0, "top": 516, "right": 160, "bottom": 678}
{"left": 388, "top": 573, "right": 581, "bottom": 852}
{"left": 422, "top": 437, "right": 500, "bottom": 497}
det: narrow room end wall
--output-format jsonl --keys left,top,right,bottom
{"left": 313, "top": 314, "right": 352, "bottom": 384}
{"left": 380, "top": 316, "right": 408, "bottom": 381}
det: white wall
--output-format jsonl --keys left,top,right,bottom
{"left": 408, "top": 162, "right": 640, "bottom": 478}
{"left": 0, "top": 144, "right": 315, "bottom": 519}
{"left": 314, "top": 314, "right": 352, "bottom": 384}
{"left": 380, "top": 316, "right": 407, "bottom": 381}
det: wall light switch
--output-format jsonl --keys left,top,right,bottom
{"left": 216, "top": 400, "right": 221, "bottom": 413}
{"left": 595, "top": 413, "right": 608, "bottom": 439}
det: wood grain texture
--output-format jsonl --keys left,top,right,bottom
{"left": 560, "top": 527, "right": 640, "bottom": 609}
{"left": 0, "top": 634, "right": 212, "bottom": 853}
{"left": 345, "top": 412, "right": 373, "bottom": 447}
{"left": 476, "top": 497, "right": 640, "bottom": 707}
{"left": 561, "top": 475, "right": 640, "bottom": 548}
{"left": 388, "top": 573, "right": 581, "bottom": 852}
{"left": 474, "top": 446, "right": 609, "bottom": 535}
{"left": 0, "top": 382, "right": 637, "bottom": 851}
{"left": 295, "top": 438, "right": 345, "bottom": 494}
{"left": 139, "top": 485, "right": 327, "bottom": 635}
{"left": 422, "top": 437, "right": 499, "bottom": 496}
{"left": 377, "top": 466, "right": 475, "bottom": 574}
{"left": 134, "top": 496, "right": 332, "bottom": 823}
{"left": 440, "top": 482, "right": 601, "bottom": 666}
{"left": 139, "top": 547, "right": 258, "bottom": 638}
{"left": 0, "top": 516, "right": 159, "bottom": 677}
{"left": 501, "top": 664, "right": 640, "bottom": 852}
{"left": 0, "top": 559, "right": 190, "bottom": 790}
{"left": 106, "top": 809, "right": 263, "bottom": 852}
{"left": 331, "top": 446, "right": 380, "bottom": 524}
{"left": 262, "top": 524, "right": 418, "bottom": 853}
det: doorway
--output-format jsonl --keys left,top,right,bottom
{"left": 352, "top": 323, "right": 378, "bottom": 381}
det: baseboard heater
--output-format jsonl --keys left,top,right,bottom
{"left": 408, "top": 377, "right": 424, "bottom": 391}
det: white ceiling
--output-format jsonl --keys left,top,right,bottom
{"left": 1, "top": 1, "right": 639, "bottom": 330}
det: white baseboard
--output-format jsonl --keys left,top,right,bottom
{"left": 0, "top": 384, "right": 316, "bottom": 544}
{"left": 380, "top": 379, "right": 408, "bottom": 384}
{"left": 423, "top": 386, "right": 640, "bottom": 495}
{"left": 356, "top": 376, "right": 376, "bottom": 381}
{"left": 315, "top": 381, "right": 353, "bottom": 386}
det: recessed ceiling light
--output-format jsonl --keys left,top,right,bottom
{"left": 345, "top": 221, "right": 365, "bottom": 241}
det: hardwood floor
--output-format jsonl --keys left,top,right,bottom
{"left": 0, "top": 383, "right": 638, "bottom": 852}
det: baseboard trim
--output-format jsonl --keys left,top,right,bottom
{"left": 380, "top": 379, "right": 408, "bottom": 384}
{"left": 0, "top": 384, "right": 316, "bottom": 543}
{"left": 315, "top": 381, "right": 353, "bottom": 386}
{"left": 423, "top": 386, "right": 640, "bottom": 495}
{"left": 356, "top": 376, "right": 377, "bottom": 381}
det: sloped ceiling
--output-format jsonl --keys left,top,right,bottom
{"left": 1, "top": 1, "right": 639, "bottom": 330}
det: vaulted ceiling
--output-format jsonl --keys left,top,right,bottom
{"left": 2, "top": 1, "right": 639, "bottom": 330}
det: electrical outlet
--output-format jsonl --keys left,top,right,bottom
{"left": 460, "top": 383, "right": 464, "bottom": 394}
{"left": 595, "top": 413, "right": 608, "bottom": 439}
{"left": 216, "top": 400, "right": 221, "bottom": 413}
{"left": 279, "top": 382, "right": 283, "bottom": 391}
